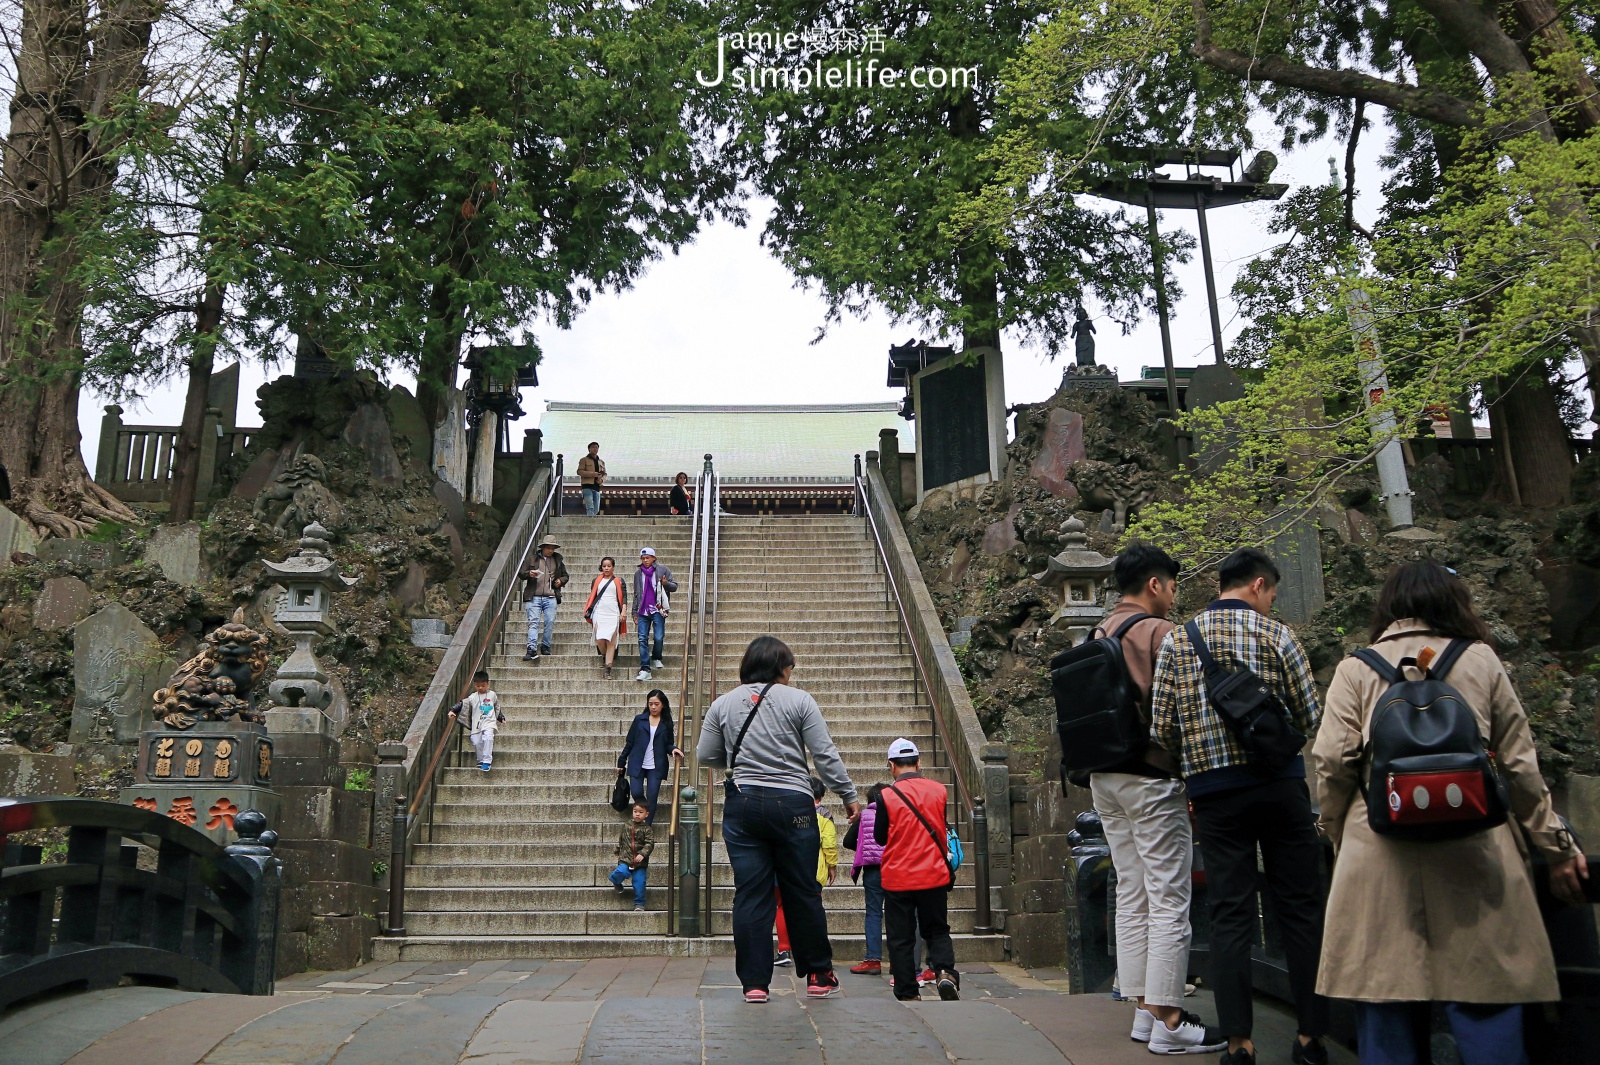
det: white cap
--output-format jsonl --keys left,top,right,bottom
{"left": 887, "top": 737, "right": 920, "bottom": 760}
{"left": 639, "top": 547, "right": 656, "bottom": 557}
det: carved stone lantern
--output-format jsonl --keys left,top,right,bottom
{"left": 1035, "top": 516, "right": 1114, "bottom": 644}
{"left": 262, "top": 523, "right": 352, "bottom": 710}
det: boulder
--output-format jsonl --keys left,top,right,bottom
{"left": 0, "top": 502, "right": 40, "bottom": 567}
{"left": 980, "top": 504, "right": 1022, "bottom": 555}
{"left": 433, "top": 480, "right": 466, "bottom": 529}
{"left": 37, "top": 538, "right": 121, "bottom": 571}
{"left": 385, "top": 387, "right": 432, "bottom": 471}
{"left": 33, "top": 575, "right": 93, "bottom": 631}
{"left": 410, "top": 619, "right": 452, "bottom": 649}
{"left": 1537, "top": 564, "right": 1600, "bottom": 650}
{"left": 145, "top": 521, "right": 205, "bottom": 585}
{"left": 1028, "top": 408, "right": 1086, "bottom": 498}
{"left": 342, "top": 403, "right": 403, "bottom": 487}
{"left": 941, "top": 541, "right": 973, "bottom": 585}
{"left": 70, "top": 605, "right": 173, "bottom": 745}
{"left": 393, "top": 560, "right": 427, "bottom": 610}
{"left": 231, "top": 448, "right": 281, "bottom": 499}
{"left": 438, "top": 521, "right": 465, "bottom": 570}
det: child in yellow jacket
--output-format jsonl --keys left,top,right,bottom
{"left": 812, "top": 776, "right": 839, "bottom": 886}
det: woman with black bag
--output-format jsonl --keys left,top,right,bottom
{"left": 697, "top": 636, "right": 861, "bottom": 1004}
{"left": 616, "top": 689, "right": 681, "bottom": 823}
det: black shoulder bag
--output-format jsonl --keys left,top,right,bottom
{"left": 723, "top": 683, "right": 777, "bottom": 801}
{"left": 1184, "top": 619, "right": 1305, "bottom": 777}
{"left": 584, "top": 576, "right": 615, "bottom": 622}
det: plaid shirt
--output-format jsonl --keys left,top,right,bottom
{"left": 1150, "top": 600, "right": 1320, "bottom": 793}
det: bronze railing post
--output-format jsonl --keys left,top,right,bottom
{"left": 387, "top": 796, "right": 408, "bottom": 935}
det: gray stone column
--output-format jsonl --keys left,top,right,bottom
{"left": 877, "top": 428, "right": 902, "bottom": 508}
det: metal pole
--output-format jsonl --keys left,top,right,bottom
{"left": 1145, "top": 191, "right": 1190, "bottom": 467}
{"left": 971, "top": 798, "right": 994, "bottom": 934}
{"left": 1345, "top": 286, "right": 1416, "bottom": 528}
{"left": 1194, "top": 192, "right": 1226, "bottom": 365}
{"left": 554, "top": 454, "right": 565, "bottom": 516}
{"left": 678, "top": 786, "right": 702, "bottom": 937}
{"left": 387, "top": 797, "right": 407, "bottom": 935}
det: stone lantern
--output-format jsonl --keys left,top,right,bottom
{"left": 1036, "top": 516, "right": 1114, "bottom": 644}
{"left": 261, "top": 523, "right": 355, "bottom": 788}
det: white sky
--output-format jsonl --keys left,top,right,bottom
{"left": 78, "top": 129, "right": 1394, "bottom": 463}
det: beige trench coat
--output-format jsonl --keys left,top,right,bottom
{"left": 1311, "top": 621, "right": 1575, "bottom": 1004}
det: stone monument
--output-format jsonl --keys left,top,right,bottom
{"left": 71, "top": 604, "right": 174, "bottom": 745}
{"left": 123, "top": 608, "right": 276, "bottom": 843}
{"left": 1034, "top": 517, "right": 1114, "bottom": 643}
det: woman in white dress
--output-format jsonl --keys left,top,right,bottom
{"left": 583, "top": 556, "right": 627, "bottom": 678}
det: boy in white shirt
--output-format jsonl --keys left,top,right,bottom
{"left": 448, "top": 669, "right": 505, "bottom": 772}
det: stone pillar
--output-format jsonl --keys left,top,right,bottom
{"left": 982, "top": 742, "right": 1013, "bottom": 920}
{"left": 878, "top": 428, "right": 902, "bottom": 508}
{"left": 469, "top": 410, "right": 497, "bottom": 506}
{"left": 96, "top": 404, "right": 124, "bottom": 483}
{"left": 195, "top": 406, "right": 222, "bottom": 504}
{"left": 520, "top": 429, "right": 543, "bottom": 494}
{"left": 372, "top": 742, "right": 408, "bottom": 855}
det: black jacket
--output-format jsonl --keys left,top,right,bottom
{"left": 618, "top": 713, "right": 677, "bottom": 776}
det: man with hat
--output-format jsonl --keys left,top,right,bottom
{"left": 632, "top": 547, "right": 677, "bottom": 681}
{"left": 873, "top": 737, "right": 960, "bottom": 1002}
{"left": 522, "top": 534, "right": 569, "bottom": 661}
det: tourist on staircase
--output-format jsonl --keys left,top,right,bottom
{"left": 1312, "top": 561, "right": 1588, "bottom": 1065}
{"left": 522, "top": 534, "right": 568, "bottom": 662}
{"left": 447, "top": 669, "right": 504, "bottom": 773}
{"left": 583, "top": 555, "right": 627, "bottom": 678}
{"left": 874, "top": 738, "right": 960, "bottom": 1002}
{"left": 632, "top": 547, "right": 676, "bottom": 682}
{"left": 616, "top": 688, "right": 682, "bottom": 823}
{"left": 578, "top": 441, "right": 606, "bottom": 516}
{"left": 669, "top": 471, "right": 693, "bottom": 515}
{"left": 775, "top": 777, "right": 840, "bottom": 968}
{"left": 845, "top": 782, "right": 927, "bottom": 978}
{"left": 608, "top": 802, "right": 654, "bottom": 911}
{"left": 697, "top": 636, "right": 861, "bottom": 1004}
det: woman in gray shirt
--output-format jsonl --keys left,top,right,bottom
{"left": 698, "top": 636, "right": 860, "bottom": 1004}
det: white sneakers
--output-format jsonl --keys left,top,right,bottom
{"left": 635, "top": 670, "right": 652, "bottom": 681}
{"left": 1147, "top": 1016, "right": 1227, "bottom": 1055}
{"left": 651, "top": 658, "right": 665, "bottom": 670}
{"left": 1132, "top": 1008, "right": 1156, "bottom": 1042}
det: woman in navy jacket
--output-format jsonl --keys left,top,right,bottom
{"left": 617, "top": 689, "right": 683, "bottom": 823}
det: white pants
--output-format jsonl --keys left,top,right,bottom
{"left": 471, "top": 730, "right": 496, "bottom": 765}
{"left": 1091, "top": 771, "right": 1193, "bottom": 1008}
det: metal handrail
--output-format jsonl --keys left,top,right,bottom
{"left": 666, "top": 464, "right": 711, "bottom": 930}
{"left": 701, "top": 467, "right": 722, "bottom": 938}
{"left": 853, "top": 464, "right": 974, "bottom": 814}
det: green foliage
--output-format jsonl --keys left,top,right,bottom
{"left": 344, "top": 767, "right": 373, "bottom": 791}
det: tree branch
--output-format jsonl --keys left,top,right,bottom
{"left": 1189, "top": 0, "right": 1481, "bottom": 128}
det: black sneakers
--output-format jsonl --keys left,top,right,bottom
{"left": 1291, "top": 1038, "right": 1328, "bottom": 1065}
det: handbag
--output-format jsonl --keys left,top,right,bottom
{"left": 887, "top": 781, "right": 961, "bottom": 887}
{"left": 585, "top": 576, "right": 616, "bottom": 622}
{"left": 722, "top": 683, "right": 777, "bottom": 801}
{"left": 610, "top": 774, "right": 633, "bottom": 815}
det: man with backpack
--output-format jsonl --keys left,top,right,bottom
{"left": 873, "top": 738, "right": 959, "bottom": 1002}
{"left": 1079, "top": 545, "right": 1223, "bottom": 1054}
{"left": 1150, "top": 548, "right": 1328, "bottom": 1065}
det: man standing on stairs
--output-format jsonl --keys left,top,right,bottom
{"left": 522, "top": 535, "right": 569, "bottom": 661}
{"left": 577, "top": 441, "right": 606, "bottom": 516}
{"left": 698, "top": 636, "right": 861, "bottom": 1004}
{"left": 633, "top": 547, "right": 676, "bottom": 682}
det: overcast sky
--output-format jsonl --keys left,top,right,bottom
{"left": 78, "top": 128, "right": 1391, "bottom": 464}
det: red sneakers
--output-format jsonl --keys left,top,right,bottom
{"left": 916, "top": 968, "right": 936, "bottom": 987}
{"left": 744, "top": 988, "right": 769, "bottom": 1004}
{"left": 849, "top": 960, "right": 882, "bottom": 975}
{"left": 806, "top": 970, "right": 842, "bottom": 998}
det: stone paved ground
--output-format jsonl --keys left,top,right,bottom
{"left": 3, "top": 959, "right": 1355, "bottom": 1065}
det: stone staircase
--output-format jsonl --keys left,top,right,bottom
{"left": 376, "top": 514, "right": 1007, "bottom": 962}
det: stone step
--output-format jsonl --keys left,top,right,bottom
{"left": 409, "top": 839, "right": 974, "bottom": 872}
{"left": 403, "top": 884, "right": 979, "bottom": 912}
{"left": 402, "top": 907, "right": 985, "bottom": 938}
{"left": 371, "top": 931, "right": 1010, "bottom": 963}
{"left": 488, "top": 664, "right": 916, "bottom": 683}
{"left": 431, "top": 776, "right": 954, "bottom": 806}
{"left": 406, "top": 855, "right": 975, "bottom": 889}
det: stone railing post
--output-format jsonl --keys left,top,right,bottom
{"left": 982, "top": 742, "right": 1012, "bottom": 915}
{"left": 372, "top": 742, "right": 407, "bottom": 855}
{"left": 96, "top": 404, "right": 124, "bottom": 483}
{"left": 195, "top": 406, "right": 222, "bottom": 503}
{"left": 877, "top": 428, "right": 902, "bottom": 508}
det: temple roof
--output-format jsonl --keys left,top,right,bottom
{"left": 537, "top": 401, "right": 913, "bottom": 484}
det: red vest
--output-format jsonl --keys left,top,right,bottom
{"left": 880, "top": 775, "right": 951, "bottom": 892}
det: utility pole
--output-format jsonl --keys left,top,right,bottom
{"left": 1345, "top": 286, "right": 1415, "bottom": 529}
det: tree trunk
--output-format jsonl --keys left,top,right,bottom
{"left": 167, "top": 280, "right": 227, "bottom": 523}
{"left": 0, "top": 0, "right": 150, "bottom": 536}
{"left": 416, "top": 271, "right": 464, "bottom": 432}
{"left": 1484, "top": 368, "right": 1572, "bottom": 507}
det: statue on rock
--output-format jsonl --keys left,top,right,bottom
{"left": 253, "top": 453, "right": 342, "bottom": 535}
{"left": 152, "top": 608, "right": 272, "bottom": 729}
{"left": 1072, "top": 305, "right": 1097, "bottom": 367}
{"left": 1066, "top": 460, "right": 1160, "bottom": 534}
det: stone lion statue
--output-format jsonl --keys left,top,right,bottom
{"left": 254, "top": 453, "right": 343, "bottom": 535}
{"left": 1066, "top": 460, "right": 1161, "bottom": 534}
{"left": 153, "top": 608, "right": 272, "bottom": 729}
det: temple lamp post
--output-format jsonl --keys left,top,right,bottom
{"left": 463, "top": 342, "right": 539, "bottom": 452}
{"left": 1092, "top": 148, "right": 1289, "bottom": 428}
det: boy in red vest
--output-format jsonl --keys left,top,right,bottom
{"left": 873, "top": 738, "right": 959, "bottom": 1001}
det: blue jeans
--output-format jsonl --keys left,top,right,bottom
{"left": 637, "top": 611, "right": 665, "bottom": 670}
{"left": 609, "top": 862, "right": 647, "bottom": 908}
{"left": 723, "top": 785, "right": 830, "bottom": 990}
{"left": 863, "top": 865, "right": 884, "bottom": 961}
{"left": 1357, "top": 1002, "right": 1524, "bottom": 1065}
{"left": 629, "top": 766, "right": 668, "bottom": 823}
{"left": 525, "top": 596, "right": 557, "bottom": 652}
{"left": 582, "top": 487, "right": 600, "bottom": 516}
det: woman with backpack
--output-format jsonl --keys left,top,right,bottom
{"left": 1313, "top": 561, "right": 1589, "bottom": 1064}
{"left": 583, "top": 556, "right": 627, "bottom": 678}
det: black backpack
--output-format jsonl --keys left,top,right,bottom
{"left": 1184, "top": 619, "right": 1306, "bottom": 777}
{"left": 1050, "top": 613, "right": 1157, "bottom": 789}
{"left": 1352, "top": 640, "right": 1510, "bottom": 842}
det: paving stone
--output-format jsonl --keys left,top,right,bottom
{"left": 8, "top": 986, "right": 202, "bottom": 1065}
{"left": 907, "top": 1000, "right": 1070, "bottom": 1064}
{"left": 462, "top": 1000, "right": 599, "bottom": 1065}
{"left": 807, "top": 996, "right": 945, "bottom": 1061}
{"left": 582, "top": 998, "right": 703, "bottom": 1065}
{"left": 331, "top": 994, "right": 501, "bottom": 1065}
{"left": 702, "top": 995, "right": 821, "bottom": 1065}
{"left": 62, "top": 991, "right": 307, "bottom": 1065}
{"left": 203, "top": 993, "right": 403, "bottom": 1065}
